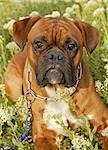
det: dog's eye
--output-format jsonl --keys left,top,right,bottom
{"left": 33, "top": 41, "right": 44, "bottom": 49}
{"left": 67, "top": 42, "right": 78, "bottom": 52}
{"left": 32, "top": 40, "right": 46, "bottom": 52}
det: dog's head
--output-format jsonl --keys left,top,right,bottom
{"left": 13, "top": 16, "right": 99, "bottom": 87}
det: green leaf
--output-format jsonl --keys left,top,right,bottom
{"left": 94, "top": 143, "right": 98, "bottom": 150}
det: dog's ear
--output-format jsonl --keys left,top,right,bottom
{"left": 13, "top": 16, "right": 41, "bottom": 49}
{"left": 74, "top": 20, "right": 99, "bottom": 54}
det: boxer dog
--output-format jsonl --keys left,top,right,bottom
{"left": 3, "top": 16, "right": 108, "bottom": 150}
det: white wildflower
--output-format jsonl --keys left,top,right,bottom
{"left": 15, "top": 95, "right": 27, "bottom": 116}
{"left": 63, "top": 13, "right": 70, "bottom": 18}
{"left": 45, "top": 11, "right": 60, "bottom": 18}
{"left": 6, "top": 41, "right": 20, "bottom": 55}
{"left": 104, "top": 78, "right": 108, "bottom": 88}
{"left": 65, "top": 5, "right": 80, "bottom": 17}
{"left": 0, "top": 35, "right": 4, "bottom": 42}
{"left": 93, "top": 7, "right": 105, "bottom": 17}
{"left": 19, "top": 16, "right": 29, "bottom": 20}
{"left": 0, "top": 35, "right": 4, "bottom": 52}
{"left": 101, "top": 127, "right": 108, "bottom": 137}
{"left": 85, "top": 0, "right": 97, "bottom": 8}
{"left": 106, "top": 7, "right": 108, "bottom": 14}
{"left": 71, "top": 4, "right": 79, "bottom": 11}
{"left": 95, "top": 80, "right": 102, "bottom": 92}
{"left": 29, "top": 11, "right": 39, "bottom": 17}
{"left": 0, "top": 107, "right": 11, "bottom": 123}
{"left": 102, "top": 58, "right": 108, "bottom": 62}
{"left": 103, "top": 41, "right": 108, "bottom": 50}
{"left": 72, "top": 134, "right": 91, "bottom": 149}
{"left": 51, "top": 11, "right": 60, "bottom": 17}
{"left": 65, "top": 7, "right": 73, "bottom": 14}
{"left": 56, "top": 87, "right": 72, "bottom": 103}
{"left": 45, "top": 14, "right": 52, "bottom": 17}
{"left": 101, "top": 54, "right": 108, "bottom": 62}
{"left": 104, "top": 64, "right": 108, "bottom": 76}
{"left": 6, "top": 41, "right": 18, "bottom": 50}
{"left": 55, "top": 137, "right": 63, "bottom": 146}
{"left": 0, "top": 84, "right": 5, "bottom": 97}
{"left": 92, "top": 20, "right": 97, "bottom": 26}
{"left": 0, "top": 2, "right": 3, "bottom": 6}
{"left": 52, "top": 0, "right": 58, "bottom": 4}
{"left": 3, "top": 19, "right": 15, "bottom": 31}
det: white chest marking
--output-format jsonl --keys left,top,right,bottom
{"left": 44, "top": 86, "right": 82, "bottom": 135}
{"left": 45, "top": 86, "right": 57, "bottom": 98}
{"left": 86, "top": 114, "right": 94, "bottom": 120}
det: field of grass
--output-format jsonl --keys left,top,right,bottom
{"left": 0, "top": 0, "right": 108, "bottom": 149}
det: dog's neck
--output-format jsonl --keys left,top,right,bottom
{"left": 23, "top": 58, "right": 94, "bottom": 101}
{"left": 78, "top": 60, "right": 93, "bottom": 90}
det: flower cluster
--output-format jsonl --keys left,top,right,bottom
{"left": 101, "top": 127, "right": 108, "bottom": 137}
{"left": 45, "top": 11, "right": 60, "bottom": 17}
{"left": 63, "top": 4, "right": 81, "bottom": 19}
{"left": 0, "top": 0, "right": 108, "bottom": 149}
{"left": 29, "top": 11, "right": 40, "bottom": 17}
{"left": 3, "top": 19, "right": 15, "bottom": 32}
{"left": 6, "top": 41, "right": 20, "bottom": 56}
{"left": 0, "top": 84, "right": 34, "bottom": 149}
{"left": 71, "top": 134, "right": 91, "bottom": 149}
{"left": 55, "top": 115, "right": 101, "bottom": 150}
{"left": 0, "top": 84, "right": 5, "bottom": 97}
{"left": 95, "top": 60, "right": 108, "bottom": 105}
{"left": 93, "top": 7, "right": 105, "bottom": 17}
{"left": 95, "top": 80, "right": 103, "bottom": 92}
{"left": 56, "top": 87, "right": 73, "bottom": 103}
{"left": 56, "top": 133, "right": 91, "bottom": 150}
{"left": 51, "top": 88, "right": 102, "bottom": 149}
{"left": 0, "top": 107, "right": 11, "bottom": 124}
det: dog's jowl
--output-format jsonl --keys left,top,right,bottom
{"left": 4, "top": 16, "right": 108, "bottom": 150}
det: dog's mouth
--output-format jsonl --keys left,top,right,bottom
{"left": 36, "top": 63, "right": 76, "bottom": 87}
{"left": 45, "top": 68, "right": 64, "bottom": 84}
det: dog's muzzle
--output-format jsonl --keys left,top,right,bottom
{"left": 45, "top": 50, "right": 64, "bottom": 84}
{"left": 36, "top": 48, "right": 75, "bottom": 87}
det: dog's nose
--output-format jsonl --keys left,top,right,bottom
{"left": 48, "top": 51, "right": 64, "bottom": 62}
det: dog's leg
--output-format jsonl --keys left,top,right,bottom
{"left": 35, "top": 137, "right": 58, "bottom": 150}
{"left": 33, "top": 129, "right": 58, "bottom": 150}
{"left": 3, "top": 50, "right": 27, "bottom": 101}
{"left": 3, "top": 62, "right": 23, "bottom": 101}
{"left": 31, "top": 100, "right": 58, "bottom": 150}
{"left": 103, "top": 137, "right": 108, "bottom": 150}
{"left": 3, "top": 50, "right": 26, "bottom": 102}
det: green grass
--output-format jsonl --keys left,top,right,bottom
{"left": 0, "top": 0, "right": 108, "bottom": 149}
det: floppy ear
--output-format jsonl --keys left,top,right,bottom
{"left": 13, "top": 16, "right": 42, "bottom": 49}
{"left": 74, "top": 20, "right": 99, "bottom": 54}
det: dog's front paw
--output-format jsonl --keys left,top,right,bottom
{"left": 36, "top": 137, "right": 58, "bottom": 150}
{"left": 103, "top": 137, "right": 108, "bottom": 150}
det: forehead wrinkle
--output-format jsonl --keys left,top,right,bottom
{"left": 51, "top": 21, "right": 60, "bottom": 45}
{"left": 28, "top": 18, "right": 82, "bottom": 44}
{"left": 51, "top": 19, "right": 82, "bottom": 44}
{"left": 56, "top": 27, "right": 62, "bottom": 45}
{"left": 28, "top": 19, "right": 61, "bottom": 42}
{"left": 52, "top": 24, "right": 56, "bottom": 44}
{"left": 48, "top": 20, "right": 69, "bottom": 45}
{"left": 55, "top": 20, "right": 82, "bottom": 41}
